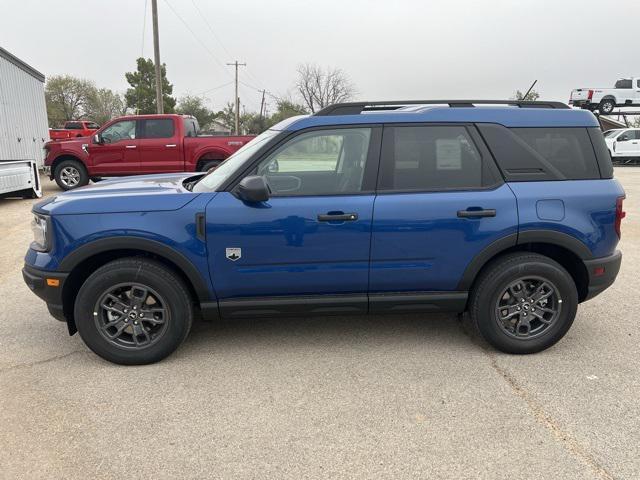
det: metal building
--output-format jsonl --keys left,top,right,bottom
{"left": 0, "top": 46, "right": 48, "bottom": 197}
{"left": 0, "top": 46, "right": 49, "bottom": 166}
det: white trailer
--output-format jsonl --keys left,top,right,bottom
{"left": 0, "top": 46, "right": 49, "bottom": 198}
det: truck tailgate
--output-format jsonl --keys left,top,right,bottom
{"left": 0, "top": 160, "right": 41, "bottom": 198}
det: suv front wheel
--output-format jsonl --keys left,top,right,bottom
{"left": 469, "top": 252, "right": 578, "bottom": 354}
{"left": 74, "top": 258, "right": 194, "bottom": 365}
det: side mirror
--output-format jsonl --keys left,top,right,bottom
{"left": 237, "top": 176, "right": 270, "bottom": 203}
{"left": 93, "top": 133, "right": 102, "bottom": 144}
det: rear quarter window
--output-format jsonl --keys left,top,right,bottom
{"left": 477, "top": 124, "right": 600, "bottom": 181}
{"left": 511, "top": 128, "right": 600, "bottom": 180}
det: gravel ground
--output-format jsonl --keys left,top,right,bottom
{"left": 0, "top": 171, "right": 638, "bottom": 480}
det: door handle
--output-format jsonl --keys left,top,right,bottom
{"left": 125, "top": 145, "right": 137, "bottom": 149}
{"left": 457, "top": 209, "right": 496, "bottom": 218}
{"left": 317, "top": 212, "right": 358, "bottom": 222}
{"left": 166, "top": 144, "right": 177, "bottom": 148}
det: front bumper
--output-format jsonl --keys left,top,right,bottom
{"left": 22, "top": 264, "right": 68, "bottom": 322}
{"left": 583, "top": 250, "right": 621, "bottom": 301}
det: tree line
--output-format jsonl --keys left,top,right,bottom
{"left": 45, "top": 58, "right": 356, "bottom": 134}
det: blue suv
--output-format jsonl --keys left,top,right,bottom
{"left": 23, "top": 100, "right": 625, "bottom": 364}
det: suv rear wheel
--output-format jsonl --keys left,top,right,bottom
{"left": 469, "top": 252, "right": 578, "bottom": 354}
{"left": 74, "top": 258, "right": 193, "bottom": 365}
{"left": 54, "top": 159, "right": 89, "bottom": 190}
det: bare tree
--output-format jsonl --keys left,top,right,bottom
{"left": 295, "top": 64, "right": 355, "bottom": 113}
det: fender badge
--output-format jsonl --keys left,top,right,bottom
{"left": 226, "top": 248, "right": 241, "bottom": 261}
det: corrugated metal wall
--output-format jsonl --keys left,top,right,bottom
{"left": 0, "top": 55, "right": 49, "bottom": 167}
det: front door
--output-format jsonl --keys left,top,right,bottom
{"left": 88, "top": 119, "right": 139, "bottom": 175}
{"left": 137, "top": 118, "right": 183, "bottom": 173}
{"left": 615, "top": 130, "right": 640, "bottom": 157}
{"left": 205, "top": 126, "right": 381, "bottom": 317}
{"left": 369, "top": 124, "right": 518, "bottom": 311}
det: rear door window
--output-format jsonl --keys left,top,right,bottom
{"left": 377, "top": 125, "right": 496, "bottom": 191}
{"left": 139, "top": 119, "right": 175, "bottom": 139}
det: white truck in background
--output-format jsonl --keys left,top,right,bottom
{"left": 570, "top": 78, "right": 640, "bottom": 114}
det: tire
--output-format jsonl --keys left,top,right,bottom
{"left": 74, "top": 258, "right": 194, "bottom": 365}
{"left": 200, "top": 160, "right": 222, "bottom": 172}
{"left": 598, "top": 99, "right": 615, "bottom": 115}
{"left": 54, "top": 159, "right": 89, "bottom": 190}
{"left": 469, "top": 252, "right": 578, "bottom": 354}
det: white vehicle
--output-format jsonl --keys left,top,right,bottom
{"left": 570, "top": 78, "right": 640, "bottom": 115}
{"left": 604, "top": 128, "right": 640, "bottom": 162}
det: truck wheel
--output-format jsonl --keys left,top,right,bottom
{"left": 599, "top": 99, "right": 615, "bottom": 115}
{"left": 469, "top": 252, "right": 578, "bottom": 354}
{"left": 74, "top": 258, "right": 194, "bottom": 365}
{"left": 200, "top": 160, "right": 222, "bottom": 172}
{"left": 54, "top": 159, "right": 89, "bottom": 190}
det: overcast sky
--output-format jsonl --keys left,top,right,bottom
{"left": 1, "top": 0, "right": 639, "bottom": 113}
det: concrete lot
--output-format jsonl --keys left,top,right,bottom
{"left": 1, "top": 171, "right": 639, "bottom": 480}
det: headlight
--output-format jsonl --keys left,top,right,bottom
{"left": 30, "top": 214, "right": 50, "bottom": 252}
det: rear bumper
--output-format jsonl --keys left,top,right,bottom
{"left": 582, "top": 250, "right": 621, "bottom": 301}
{"left": 22, "top": 264, "right": 68, "bottom": 322}
{"left": 570, "top": 99, "right": 593, "bottom": 109}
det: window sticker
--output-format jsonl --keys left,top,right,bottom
{"left": 436, "top": 139, "right": 462, "bottom": 170}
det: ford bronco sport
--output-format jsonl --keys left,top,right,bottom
{"left": 23, "top": 100, "right": 625, "bottom": 365}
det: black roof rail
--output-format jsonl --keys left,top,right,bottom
{"left": 314, "top": 100, "right": 571, "bottom": 116}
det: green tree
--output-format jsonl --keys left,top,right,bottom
{"left": 266, "top": 99, "right": 308, "bottom": 128}
{"left": 176, "top": 95, "right": 216, "bottom": 130}
{"left": 125, "top": 58, "right": 176, "bottom": 114}
{"left": 513, "top": 89, "right": 540, "bottom": 101}
{"left": 214, "top": 102, "right": 237, "bottom": 133}
{"left": 45, "top": 75, "right": 97, "bottom": 127}
{"left": 86, "top": 88, "right": 127, "bottom": 125}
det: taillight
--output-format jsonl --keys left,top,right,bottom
{"left": 615, "top": 196, "right": 626, "bottom": 238}
{"left": 588, "top": 89, "right": 594, "bottom": 100}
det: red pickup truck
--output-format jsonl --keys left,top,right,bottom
{"left": 49, "top": 120, "right": 100, "bottom": 141}
{"left": 43, "top": 114, "right": 254, "bottom": 190}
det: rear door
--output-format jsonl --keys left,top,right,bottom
{"left": 205, "top": 126, "right": 381, "bottom": 317}
{"left": 87, "top": 119, "right": 139, "bottom": 175}
{"left": 369, "top": 124, "right": 518, "bottom": 311}
{"left": 137, "top": 118, "right": 182, "bottom": 173}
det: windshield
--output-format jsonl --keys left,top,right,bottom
{"left": 604, "top": 130, "right": 621, "bottom": 137}
{"left": 193, "top": 129, "right": 280, "bottom": 192}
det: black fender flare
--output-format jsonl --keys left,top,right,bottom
{"left": 58, "top": 236, "right": 212, "bottom": 302}
{"left": 457, "top": 230, "right": 592, "bottom": 291}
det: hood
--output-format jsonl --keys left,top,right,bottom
{"left": 36, "top": 173, "right": 206, "bottom": 215}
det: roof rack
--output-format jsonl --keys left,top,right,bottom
{"left": 314, "top": 100, "right": 570, "bottom": 116}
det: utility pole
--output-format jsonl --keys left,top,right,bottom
{"left": 259, "top": 89, "right": 266, "bottom": 127}
{"left": 151, "top": 0, "right": 163, "bottom": 114}
{"left": 227, "top": 61, "right": 246, "bottom": 134}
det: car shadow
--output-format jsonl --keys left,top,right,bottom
{"left": 179, "top": 312, "right": 487, "bottom": 357}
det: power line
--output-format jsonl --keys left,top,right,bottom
{"left": 194, "top": 80, "right": 234, "bottom": 96}
{"left": 162, "top": 0, "right": 232, "bottom": 79}
{"left": 239, "top": 80, "right": 280, "bottom": 102}
{"left": 190, "top": 0, "right": 233, "bottom": 59}
{"left": 140, "top": 0, "right": 148, "bottom": 58}
{"left": 188, "top": 0, "right": 276, "bottom": 99}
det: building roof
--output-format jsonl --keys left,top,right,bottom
{"left": 285, "top": 105, "right": 600, "bottom": 131}
{"left": 0, "top": 46, "right": 45, "bottom": 82}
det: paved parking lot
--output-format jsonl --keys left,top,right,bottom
{"left": 1, "top": 170, "right": 639, "bottom": 480}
